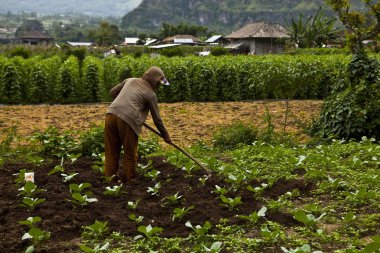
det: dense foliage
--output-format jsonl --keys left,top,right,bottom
{"left": 311, "top": 0, "right": 380, "bottom": 141}
{"left": 1, "top": 54, "right": 371, "bottom": 104}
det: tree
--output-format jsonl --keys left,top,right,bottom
{"left": 15, "top": 19, "right": 44, "bottom": 37}
{"left": 286, "top": 8, "right": 340, "bottom": 48}
{"left": 158, "top": 22, "right": 209, "bottom": 39}
{"left": 326, "top": 0, "right": 380, "bottom": 53}
{"left": 311, "top": 0, "right": 380, "bottom": 140}
{"left": 95, "top": 21, "right": 122, "bottom": 47}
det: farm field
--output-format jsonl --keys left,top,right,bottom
{"left": 0, "top": 100, "right": 322, "bottom": 145}
{"left": 1, "top": 100, "right": 379, "bottom": 253}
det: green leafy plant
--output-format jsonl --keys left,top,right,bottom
{"left": 21, "top": 197, "right": 46, "bottom": 210}
{"left": 213, "top": 185, "right": 228, "bottom": 195}
{"left": 144, "top": 169, "right": 161, "bottom": 181}
{"left": 219, "top": 195, "right": 242, "bottom": 210}
{"left": 135, "top": 224, "right": 163, "bottom": 239}
{"left": 181, "top": 162, "right": 198, "bottom": 176}
{"left": 213, "top": 121, "right": 258, "bottom": 150}
{"left": 61, "top": 172, "right": 79, "bottom": 183}
{"left": 281, "top": 244, "right": 323, "bottom": 253}
{"left": 22, "top": 227, "right": 51, "bottom": 248}
{"left": 91, "top": 153, "right": 105, "bottom": 175}
{"left": 69, "top": 183, "right": 92, "bottom": 194}
{"left": 237, "top": 206, "right": 267, "bottom": 225}
{"left": 68, "top": 192, "right": 98, "bottom": 207}
{"left": 80, "top": 242, "right": 110, "bottom": 253}
{"left": 147, "top": 182, "right": 161, "bottom": 196}
{"left": 202, "top": 242, "right": 223, "bottom": 253}
{"left": 127, "top": 200, "right": 140, "bottom": 210}
{"left": 48, "top": 165, "right": 64, "bottom": 175}
{"left": 172, "top": 206, "right": 194, "bottom": 221}
{"left": 293, "top": 209, "right": 326, "bottom": 228}
{"left": 103, "top": 184, "right": 123, "bottom": 197}
{"left": 128, "top": 213, "right": 144, "bottom": 224}
{"left": 185, "top": 221, "right": 212, "bottom": 236}
{"left": 19, "top": 217, "right": 42, "bottom": 227}
{"left": 18, "top": 182, "right": 46, "bottom": 197}
{"left": 82, "top": 220, "right": 109, "bottom": 239}
{"left": 161, "top": 192, "right": 183, "bottom": 206}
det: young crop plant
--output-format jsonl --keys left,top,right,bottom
{"left": 22, "top": 227, "right": 51, "bottom": 252}
{"left": 219, "top": 195, "right": 243, "bottom": 211}
{"left": 185, "top": 221, "right": 212, "bottom": 236}
{"left": 61, "top": 172, "right": 79, "bottom": 183}
{"left": 144, "top": 169, "right": 161, "bottom": 181}
{"left": 281, "top": 243, "right": 323, "bottom": 253}
{"left": 69, "top": 183, "right": 92, "bottom": 194}
{"left": 135, "top": 224, "right": 163, "bottom": 239}
{"left": 82, "top": 220, "right": 109, "bottom": 240}
{"left": 18, "top": 182, "right": 46, "bottom": 197}
{"left": 202, "top": 241, "right": 223, "bottom": 253}
{"left": 237, "top": 206, "right": 267, "bottom": 225}
{"left": 213, "top": 185, "right": 229, "bottom": 196}
{"left": 68, "top": 192, "right": 98, "bottom": 207}
{"left": 181, "top": 162, "right": 198, "bottom": 176}
{"left": 14, "top": 169, "right": 32, "bottom": 185}
{"left": 80, "top": 242, "right": 110, "bottom": 253}
{"left": 103, "top": 184, "right": 123, "bottom": 197}
{"left": 293, "top": 209, "right": 326, "bottom": 229}
{"left": 172, "top": 205, "right": 195, "bottom": 221}
{"left": 19, "top": 216, "right": 42, "bottom": 228}
{"left": 128, "top": 213, "right": 144, "bottom": 224}
{"left": 147, "top": 182, "right": 161, "bottom": 196}
{"left": 48, "top": 165, "right": 64, "bottom": 175}
{"left": 246, "top": 183, "right": 269, "bottom": 197}
{"left": 92, "top": 153, "right": 105, "bottom": 175}
{"left": 161, "top": 192, "right": 183, "bottom": 206}
{"left": 127, "top": 200, "right": 140, "bottom": 210}
{"left": 21, "top": 197, "right": 46, "bottom": 210}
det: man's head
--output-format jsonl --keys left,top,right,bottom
{"left": 142, "top": 66, "right": 170, "bottom": 90}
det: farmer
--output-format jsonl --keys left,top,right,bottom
{"left": 105, "top": 66, "right": 172, "bottom": 183}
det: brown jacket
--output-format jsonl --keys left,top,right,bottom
{"left": 107, "top": 67, "right": 169, "bottom": 139}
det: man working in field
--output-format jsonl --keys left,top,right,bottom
{"left": 105, "top": 66, "right": 172, "bottom": 183}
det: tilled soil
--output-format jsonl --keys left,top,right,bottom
{"left": 0, "top": 156, "right": 314, "bottom": 252}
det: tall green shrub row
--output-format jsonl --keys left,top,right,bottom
{"left": 0, "top": 54, "right": 356, "bottom": 104}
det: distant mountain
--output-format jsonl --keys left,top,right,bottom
{"left": 121, "top": 0, "right": 362, "bottom": 34}
{"left": 0, "top": 0, "right": 143, "bottom": 17}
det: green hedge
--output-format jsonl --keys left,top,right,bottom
{"left": 1, "top": 53, "right": 376, "bottom": 104}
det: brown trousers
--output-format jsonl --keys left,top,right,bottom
{"left": 104, "top": 113, "right": 138, "bottom": 181}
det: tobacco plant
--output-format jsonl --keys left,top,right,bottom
{"left": 103, "top": 184, "right": 123, "bottom": 197}
{"left": 172, "top": 205, "right": 194, "bottom": 221}
{"left": 82, "top": 220, "right": 109, "bottom": 240}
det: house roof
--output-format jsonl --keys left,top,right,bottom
{"left": 205, "top": 35, "right": 223, "bottom": 43}
{"left": 67, "top": 42, "right": 93, "bottom": 46}
{"left": 145, "top": 39, "right": 158, "bottom": 46}
{"left": 162, "top": 35, "right": 201, "bottom": 44}
{"left": 19, "top": 30, "right": 53, "bottom": 40}
{"left": 224, "top": 42, "right": 245, "bottom": 49}
{"left": 149, "top": 43, "right": 180, "bottom": 49}
{"left": 226, "top": 22, "right": 290, "bottom": 39}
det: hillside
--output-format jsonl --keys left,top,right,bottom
{"left": 121, "top": 0, "right": 361, "bottom": 34}
{"left": 0, "top": 0, "right": 142, "bottom": 17}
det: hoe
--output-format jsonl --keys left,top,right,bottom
{"left": 143, "top": 123, "right": 212, "bottom": 176}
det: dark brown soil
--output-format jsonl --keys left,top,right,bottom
{"left": 0, "top": 156, "right": 314, "bottom": 252}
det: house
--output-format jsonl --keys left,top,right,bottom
{"left": 123, "top": 37, "right": 139, "bottom": 45}
{"left": 225, "top": 22, "right": 290, "bottom": 55}
{"left": 205, "top": 35, "right": 228, "bottom": 45}
{"left": 18, "top": 30, "right": 54, "bottom": 45}
{"left": 104, "top": 46, "right": 121, "bottom": 57}
{"left": 162, "top": 35, "right": 201, "bottom": 45}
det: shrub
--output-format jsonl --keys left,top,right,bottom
{"left": 82, "top": 56, "right": 102, "bottom": 102}
{"left": 0, "top": 61, "right": 22, "bottom": 103}
{"left": 10, "top": 47, "right": 31, "bottom": 59}
{"left": 311, "top": 52, "right": 380, "bottom": 140}
{"left": 30, "top": 64, "right": 49, "bottom": 103}
{"left": 213, "top": 121, "right": 258, "bottom": 149}
{"left": 55, "top": 56, "right": 80, "bottom": 103}
{"left": 210, "top": 47, "right": 229, "bottom": 56}
{"left": 160, "top": 47, "right": 185, "bottom": 57}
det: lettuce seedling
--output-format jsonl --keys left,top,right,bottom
{"left": 147, "top": 182, "right": 161, "bottom": 196}
{"left": 22, "top": 227, "right": 50, "bottom": 247}
{"left": 103, "top": 184, "right": 123, "bottom": 197}
{"left": 172, "top": 206, "right": 194, "bottom": 221}
{"left": 19, "top": 216, "right": 42, "bottom": 228}
{"left": 135, "top": 224, "right": 163, "bottom": 239}
{"left": 161, "top": 192, "right": 183, "bottom": 206}
{"left": 220, "top": 195, "right": 242, "bottom": 210}
{"left": 128, "top": 213, "right": 144, "bottom": 224}
{"left": 82, "top": 220, "right": 109, "bottom": 240}
{"left": 21, "top": 197, "right": 46, "bottom": 210}
{"left": 61, "top": 172, "right": 79, "bottom": 182}
{"left": 80, "top": 242, "right": 109, "bottom": 253}
{"left": 127, "top": 200, "right": 140, "bottom": 210}
{"left": 69, "top": 192, "right": 98, "bottom": 207}
{"left": 185, "top": 221, "right": 212, "bottom": 236}
{"left": 69, "top": 183, "right": 92, "bottom": 193}
{"left": 237, "top": 206, "right": 267, "bottom": 225}
{"left": 144, "top": 169, "right": 161, "bottom": 181}
{"left": 202, "top": 241, "right": 223, "bottom": 253}
{"left": 18, "top": 182, "right": 46, "bottom": 197}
